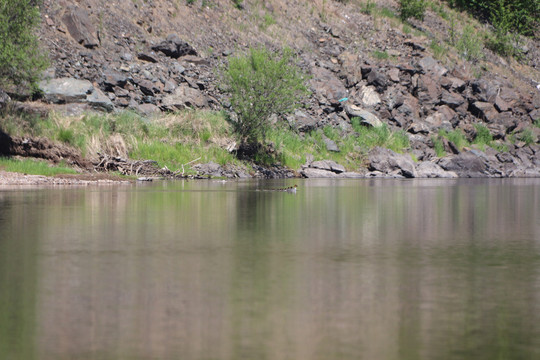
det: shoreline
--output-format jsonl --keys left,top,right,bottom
{"left": 0, "top": 170, "right": 132, "bottom": 186}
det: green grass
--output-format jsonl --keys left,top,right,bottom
{"left": 0, "top": 157, "right": 78, "bottom": 176}
{"left": 266, "top": 122, "right": 410, "bottom": 171}
{"left": 373, "top": 50, "right": 389, "bottom": 60}
{"left": 439, "top": 129, "right": 469, "bottom": 151}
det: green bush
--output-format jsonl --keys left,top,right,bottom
{"left": 456, "top": 25, "right": 484, "bottom": 62}
{"left": 0, "top": 0, "right": 48, "bottom": 91}
{"left": 399, "top": 0, "right": 427, "bottom": 21}
{"left": 222, "top": 47, "right": 308, "bottom": 150}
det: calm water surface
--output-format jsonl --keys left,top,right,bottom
{"left": 1, "top": 179, "right": 539, "bottom": 360}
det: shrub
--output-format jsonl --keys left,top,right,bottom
{"left": 456, "top": 25, "right": 484, "bottom": 62}
{"left": 222, "top": 47, "right": 308, "bottom": 151}
{"left": 0, "top": 0, "right": 48, "bottom": 91}
{"left": 399, "top": 0, "right": 427, "bottom": 21}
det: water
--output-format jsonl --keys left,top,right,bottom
{"left": 1, "top": 179, "right": 539, "bottom": 360}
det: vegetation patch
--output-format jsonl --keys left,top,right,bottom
{"left": 0, "top": 157, "right": 77, "bottom": 176}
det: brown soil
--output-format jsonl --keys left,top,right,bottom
{"left": 0, "top": 170, "right": 131, "bottom": 186}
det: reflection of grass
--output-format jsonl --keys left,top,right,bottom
{"left": 0, "top": 157, "right": 77, "bottom": 176}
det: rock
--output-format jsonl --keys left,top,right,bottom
{"left": 179, "top": 55, "right": 209, "bottom": 66}
{"left": 289, "top": 110, "right": 318, "bottom": 132}
{"left": 367, "top": 69, "right": 388, "bottom": 92}
{"left": 368, "top": 147, "right": 417, "bottom": 178}
{"left": 301, "top": 167, "right": 342, "bottom": 178}
{"left": 151, "top": 34, "right": 197, "bottom": 59}
{"left": 86, "top": 87, "right": 114, "bottom": 111}
{"left": 0, "top": 88, "right": 10, "bottom": 110}
{"left": 415, "top": 161, "right": 458, "bottom": 178}
{"left": 388, "top": 68, "right": 400, "bottom": 82}
{"left": 323, "top": 136, "right": 340, "bottom": 152}
{"left": 437, "top": 150, "right": 503, "bottom": 177}
{"left": 310, "top": 67, "right": 348, "bottom": 105}
{"left": 494, "top": 95, "right": 511, "bottom": 112}
{"left": 310, "top": 159, "right": 346, "bottom": 173}
{"left": 137, "top": 52, "right": 159, "bottom": 63}
{"left": 440, "top": 90, "right": 466, "bottom": 109}
{"left": 62, "top": 5, "right": 99, "bottom": 48}
{"left": 39, "top": 78, "right": 93, "bottom": 103}
{"left": 345, "top": 104, "right": 383, "bottom": 128}
{"left": 359, "top": 85, "right": 381, "bottom": 107}
{"left": 470, "top": 101, "right": 499, "bottom": 122}
{"left": 192, "top": 162, "right": 222, "bottom": 177}
{"left": 391, "top": 94, "right": 419, "bottom": 128}
{"left": 137, "top": 103, "right": 161, "bottom": 117}
{"left": 415, "top": 74, "right": 441, "bottom": 105}
{"left": 440, "top": 76, "right": 466, "bottom": 92}
{"left": 102, "top": 70, "right": 127, "bottom": 90}
{"left": 418, "top": 57, "right": 448, "bottom": 78}
{"left": 161, "top": 84, "right": 208, "bottom": 109}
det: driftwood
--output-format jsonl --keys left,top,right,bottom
{"left": 94, "top": 153, "right": 204, "bottom": 179}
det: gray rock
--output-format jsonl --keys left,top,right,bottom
{"left": 62, "top": 5, "right": 99, "bottom": 48}
{"left": 39, "top": 78, "right": 94, "bottom": 103}
{"left": 137, "top": 103, "right": 161, "bottom": 117}
{"left": 192, "top": 162, "right": 222, "bottom": 177}
{"left": 310, "top": 67, "right": 347, "bottom": 105}
{"left": 368, "top": 147, "right": 417, "bottom": 178}
{"left": 367, "top": 69, "right": 388, "bottom": 92}
{"left": 359, "top": 85, "right": 381, "bottom": 107}
{"left": 0, "top": 88, "right": 10, "bottom": 110}
{"left": 151, "top": 34, "right": 197, "bottom": 59}
{"left": 345, "top": 104, "right": 383, "bottom": 128}
{"left": 103, "top": 70, "right": 127, "bottom": 90}
{"left": 86, "top": 87, "right": 114, "bottom": 111}
{"left": 437, "top": 150, "right": 503, "bottom": 177}
{"left": 418, "top": 57, "right": 448, "bottom": 78}
{"left": 161, "top": 84, "right": 208, "bottom": 110}
{"left": 323, "top": 136, "right": 340, "bottom": 152}
{"left": 289, "top": 110, "right": 318, "bottom": 132}
{"left": 310, "top": 159, "right": 345, "bottom": 173}
{"left": 301, "top": 167, "right": 341, "bottom": 178}
{"left": 416, "top": 161, "right": 458, "bottom": 178}
{"left": 415, "top": 74, "right": 442, "bottom": 105}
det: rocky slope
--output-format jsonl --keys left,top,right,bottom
{"left": 7, "top": 0, "right": 540, "bottom": 178}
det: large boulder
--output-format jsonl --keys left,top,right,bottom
{"left": 39, "top": 78, "right": 93, "bottom": 103}
{"left": 151, "top": 34, "right": 197, "bottom": 58}
{"left": 437, "top": 150, "right": 503, "bottom": 177}
{"left": 310, "top": 67, "right": 347, "bottom": 106}
{"left": 416, "top": 161, "right": 458, "bottom": 178}
{"left": 368, "top": 147, "right": 417, "bottom": 178}
{"left": 288, "top": 110, "right": 318, "bottom": 132}
{"left": 418, "top": 56, "right": 448, "bottom": 78}
{"left": 62, "top": 5, "right": 99, "bottom": 49}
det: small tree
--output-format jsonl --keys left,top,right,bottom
{"left": 399, "top": 0, "right": 427, "bottom": 21}
{"left": 222, "top": 47, "right": 308, "bottom": 154}
{"left": 0, "top": 0, "right": 48, "bottom": 92}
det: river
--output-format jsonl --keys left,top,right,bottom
{"left": 1, "top": 178, "right": 539, "bottom": 359}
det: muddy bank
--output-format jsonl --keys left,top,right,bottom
{"left": 0, "top": 170, "right": 131, "bottom": 186}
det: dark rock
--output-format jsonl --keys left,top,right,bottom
{"left": 368, "top": 147, "right": 417, "bottom": 178}
{"left": 440, "top": 90, "right": 466, "bottom": 109}
{"left": 440, "top": 76, "right": 466, "bottom": 92}
{"left": 103, "top": 70, "right": 127, "bottom": 90}
{"left": 437, "top": 150, "right": 503, "bottom": 177}
{"left": 415, "top": 74, "right": 441, "bottom": 105}
{"left": 367, "top": 69, "right": 388, "bottom": 92}
{"left": 310, "top": 67, "right": 348, "bottom": 105}
{"left": 391, "top": 94, "right": 419, "bottom": 128}
{"left": 86, "top": 87, "right": 114, "bottom": 111}
{"left": 471, "top": 79, "right": 499, "bottom": 103}
{"left": 137, "top": 52, "right": 159, "bottom": 63}
{"left": 61, "top": 5, "right": 99, "bottom": 49}
{"left": 529, "top": 109, "right": 540, "bottom": 122}
{"left": 137, "top": 79, "right": 157, "bottom": 96}
{"left": 470, "top": 101, "right": 499, "bottom": 122}
{"left": 151, "top": 34, "right": 197, "bottom": 59}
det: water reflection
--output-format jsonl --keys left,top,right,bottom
{"left": 0, "top": 179, "right": 539, "bottom": 359}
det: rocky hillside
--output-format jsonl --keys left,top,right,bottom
{"left": 10, "top": 0, "right": 540, "bottom": 177}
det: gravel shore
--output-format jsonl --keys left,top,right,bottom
{"left": 0, "top": 170, "right": 132, "bottom": 186}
